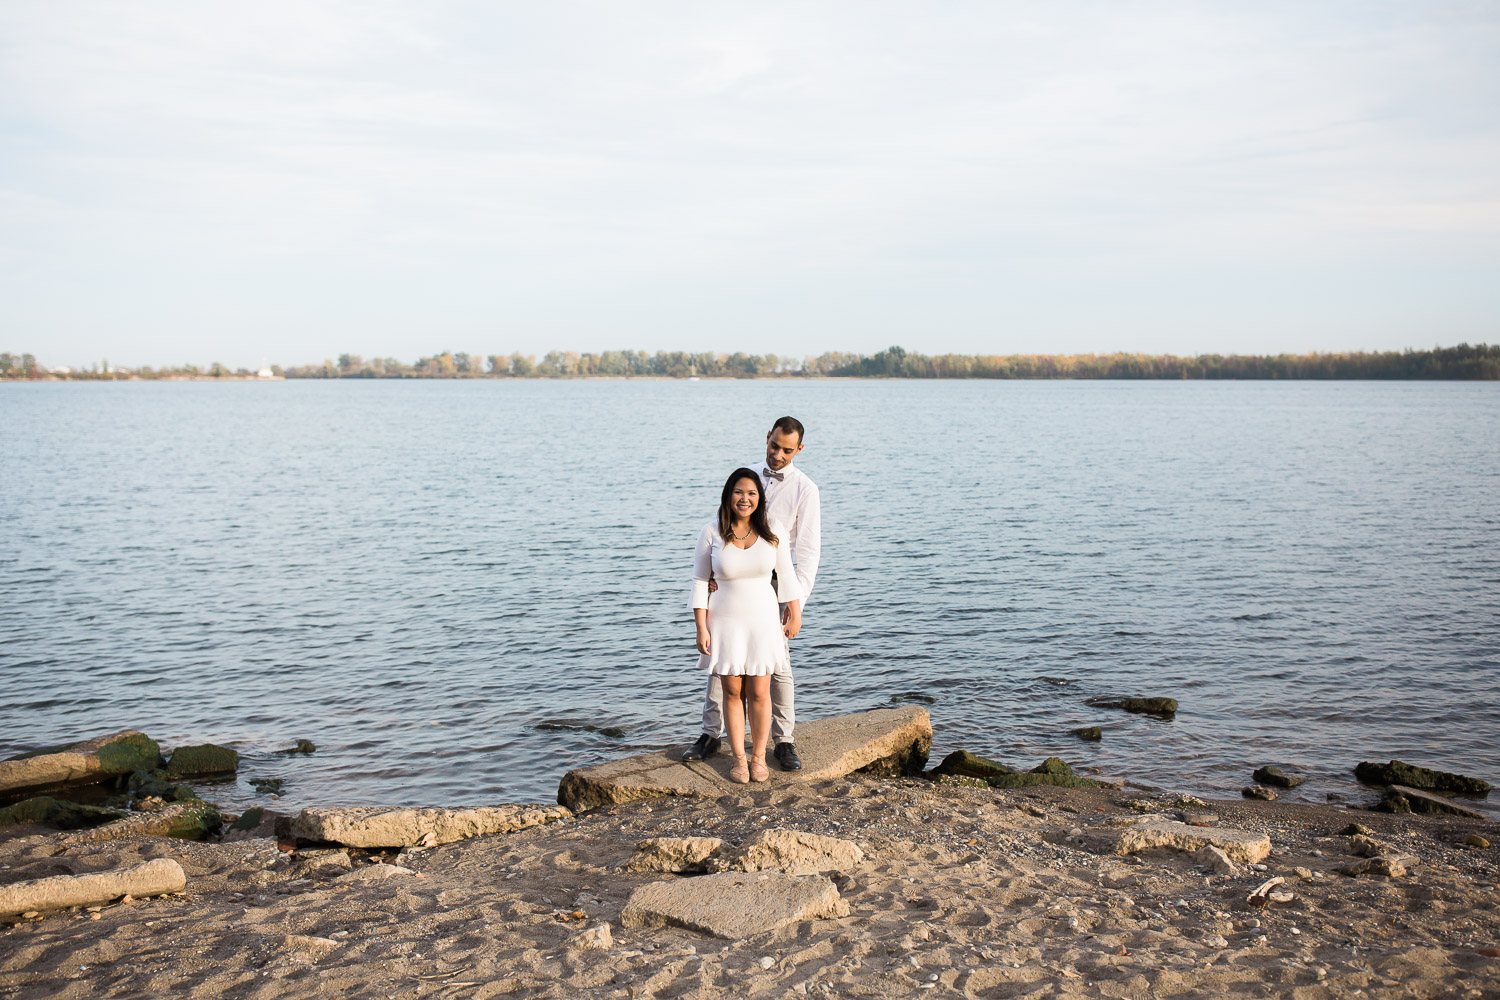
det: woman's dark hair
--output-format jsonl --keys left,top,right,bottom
{"left": 717, "top": 468, "right": 778, "bottom": 546}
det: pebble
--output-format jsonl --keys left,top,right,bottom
{"left": 928, "top": 973, "right": 939, "bottom": 982}
{"left": 759, "top": 956, "right": 776, "bottom": 970}
{"left": 1251, "top": 864, "right": 1269, "bottom": 872}
{"left": 1465, "top": 834, "right": 1490, "bottom": 849}
{"left": 1293, "top": 867, "right": 1313, "bottom": 879}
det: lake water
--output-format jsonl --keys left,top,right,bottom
{"left": 2, "top": 379, "right": 1498, "bottom": 817}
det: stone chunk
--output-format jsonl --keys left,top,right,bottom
{"left": 620, "top": 837, "right": 725, "bottom": 874}
{"left": 1103, "top": 819, "right": 1271, "bottom": 864}
{"left": 0, "top": 796, "right": 126, "bottom": 830}
{"left": 0, "top": 859, "right": 185, "bottom": 919}
{"left": 557, "top": 707, "right": 932, "bottom": 813}
{"left": 1354, "top": 760, "right": 1490, "bottom": 796}
{"left": 60, "top": 801, "right": 222, "bottom": 843}
{"left": 990, "top": 757, "right": 1102, "bottom": 790}
{"left": 1243, "top": 785, "right": 1278, "bottom": 801}
{"left": 1086, "top": 697, "right": 1178, "bottom": 718}
{"left": 567, "top": 923, "right": 613, "bottom": 951}
{"left": 1339, "top": 857, "right": 1407, "bottom": 878}
{"left": 1196, "top": 845, "right": 1238, "bottom": 875}
{"left": 1071, "top": 727, "right": 1103, "bottom": 742}
{"left": 621, "top": 872, "right": 848, "bottom": 939}
{"left": 0, "top": 732, "right": 161, "bottom": 797}
{"left": 709, "top": 829, "right": 865, "bottom": 876}
{"left": 1378, "top": 785, "right": 1485, "bottom": 819}
{"left": 164, "top": 744, "right": 239, "bottom": 778}
{"left": 1253, "top": 766, "right": 1307, "bottom": 788}
{"left": 930, "top": 750, "right": 1014, "bottom": 780}
{"left": 290, "top": 803, "right": 571, "bottom": 848}
{"left": 339, "top": 864, "right": 416, "bottom": 882}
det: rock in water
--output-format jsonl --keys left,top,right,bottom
{"left": 621, "top": 872, "right": 848, "bottom": 938}
{"left": 989, "top": 758, "right": 1102, "bottom": 790}
{"left": 164, "top": 744, "right": 239, "bottom": 778}
{"left": 60, "top": 801, "right": 222, "bottom": 843}
{"left": 1071, "top": 727, "right": 1103, "bottom": 741}
{"left": 1354, "top": 760, "right": 1490, "bottom": 795}
{"left": 289, "top": 803, "right": 571, "bottom": 848}
{"left": 1252, "top": 766, "right": 1308, "bottom": 788}
{"left": 1085, "top": 697, "right": 1178, "bottom": 718}
{"left": 1243, "top": 785, "right": 1278, "bottom": 801}
{"left": 275, "top": 740, "right": 317, "bottom": 755}
{"left": 0, "top": 732, "right": 161, "bottom": 798}
{"left": 1378, "top": 785, "right": 1485, "bottom": 819}
{"left": 0, "top": 859, "right": 185, "bottom": 919}
{"left": 930, "top": 750, "right": 1015, "bottom": 780}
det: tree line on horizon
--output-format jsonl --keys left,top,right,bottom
{"left": 5, "top": 343, "right": 1498, "bottom": 381}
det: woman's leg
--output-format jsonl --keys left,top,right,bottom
{"left": 746, "top": 674, "right": 773, "bottom": 775}
{"left": 720, "top": 676, "right": 748, "bottom": 779}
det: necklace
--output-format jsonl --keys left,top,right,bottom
{"left": 730, "top": 526, "right": 753, "bottom": 541}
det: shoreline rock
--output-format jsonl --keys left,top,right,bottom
{"left": 1355, "top": 760, "right": 1490, "bottom": 796}
{"left": 1085, "top": 696, "right": 1178, "bottom": 718}
{"left": 0, "top": 732, "right": 161, "bottom": 801}
{"left": 288, "top": 803, "right": 572, "bottom": 848}
{"left": 0, "top": 858, "right": 185, "bottom": 919}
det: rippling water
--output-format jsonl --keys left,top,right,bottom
{"left": 2, "top": 379, "right": 1497, "bottom": 816}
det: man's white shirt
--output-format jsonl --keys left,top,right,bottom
{"left": 749, "top": 459, "right": 821, "bottom": 606}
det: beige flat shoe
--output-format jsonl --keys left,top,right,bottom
{"left": 750, "top": 759, "right": 770, "bottom": 782}
{"left": 729, "top": 757, "right": 750, "bottom": 784}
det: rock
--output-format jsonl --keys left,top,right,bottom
{"left": 60, "top": 801, "right": 221, "bottom": 843}
{"left": 1085, "top": 697, "right": 1178, "bottom": 718}
{"left": 164, "top": 744, "right": 239, "bottom": 778}
{"left": 1252, "top": 766, "right": 1307, "bottom": 788}
{"left": 930, "top": 750, "right": 1014, "bottom": 780}
{"left": 1104, "top": 819, "right": 1271, "bottom": 864}
{"left": 0, "top": 859, "right": 185, "bottom": 919}
{"left": 620, "top": 837, "right": 725, "bottom": 874}
{"left": 1071, "top": 727, "right": 1103, "bottom": 742}
{"left": 249, "top": 778, "right": 284, "bottom": 795}
{"left": 933, "top": 774, "right": 988, "bottom": 789}
{"left": 1354, "top": 760, "right": 1490, "bottom": 796}
{"left": 1464, "top": 834, "right": 1490, "bottom": 848}
{"left": 290, "top": 851, "right": 353, "bottom": 879}
{"left": 557, "top": 707, "right": 932, "bottom": 813}
{"left": 621, "top": 871, "right": 848, "bottom": 938}
{"left": 1242, "top": 785, "right": 1278, "bottom": 801}
{"left": 1195, "top": 845, "right": 1238, "bottom": 875}
{"left": 230, "top": 807, "right": 265, "bottom": 832}
{"left": 709, "top": 829, "right": 865, "bottom": 876}
{"left": 290, "top": 803, "right": 571, "bottom": 848}
{"left": 275, "top": 740, "right": 317, "bottom": 755}
{"left": 0, "top": 732, "right": 161, "bottom": 798}
{"left": 276, "top": 934, "right": 340, "bottom": 959}
{"left": 339, "top": 863, "right": 416, "bottom": 882}
{"left": 567, "top": 923, "right": 613, "bottom": 951}
{"left": 1339, "top": 823, "right": 1373, "bottom": 836}
{"left": 0, "top": 796, "right": 126, "bottom": 830}
{"left": 987, "top": 757, "right": 1102, "bottom": 790}
{"left": 1338, "top": 857, "right": 1407, "bottom": 878}
{"left": 1379, "top": 784, "right": 1484, "bottom": 819}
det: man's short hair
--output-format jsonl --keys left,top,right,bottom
{"left": 770, "top": 415, "right": 805, "bottom": 444}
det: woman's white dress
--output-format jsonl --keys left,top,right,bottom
{"left": 691, "top": 519, "right": 803, "bottom": 676}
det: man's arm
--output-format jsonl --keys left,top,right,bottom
{"left": 792, "top": 483, "right": 821, "bottom": 604}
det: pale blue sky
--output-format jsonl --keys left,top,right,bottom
{"left": 3, "top": 1, "right": 1498, "bottom": 370}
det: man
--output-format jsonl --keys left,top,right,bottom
{"left": 683, "top": 415, "right": 822, "bottom": 770}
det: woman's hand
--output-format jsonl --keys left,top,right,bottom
{"left": 782, "top": 602, "right": 802, "bottom": 641}
{"left": 696, "top": 624, "right": 711, "bottom": 655}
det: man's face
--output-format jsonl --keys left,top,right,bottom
{"left": 764, "top": 427, "right": 804, "bottom": 471}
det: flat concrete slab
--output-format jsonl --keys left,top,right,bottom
{"left": 621, "top": 871, "right": 848, "bottom": 938}
{"left": 290, "top": 803, "right": 573, "bottom": 848}
{"left": 556, "top": 707, "right": 932, "bottom": 813}
{"left": 1101, "top": 818, "right": 1272, "bottom": 864}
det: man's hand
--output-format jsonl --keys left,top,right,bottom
{"left": 707, "top": 573, "right": 717, "bottom": 595}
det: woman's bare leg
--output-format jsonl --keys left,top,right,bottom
{"left": 747, "top": 675, "right": 772, "bottom": 774}
{"left": 720, "top": 675, "right": 747, "bottom": 767}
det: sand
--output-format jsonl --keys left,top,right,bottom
{"left": 1, "top": 776, "right": 1497, "bottom": 999}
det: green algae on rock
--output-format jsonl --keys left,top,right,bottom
{"left": 988, "top": 757, "right": 1103, "bottom": 790}
{"left": 0, "top": 731, "right": 162, "bottom": 798}
{"left": 0, "top": 796, "right": 126, "bottom": 830}
{"left": 930, "top": 750, "right": 1015, "bottom": 781}
{"left": 164, "top": 744, "right": 240, "bottom": 778}
{"left": 1355, "top": 760, "right": 1490, "bottom": 796}
{"left": 1085, "top": 696, "right": 1178, "bottom": 718}
{"left": 1071, "top": 726, "right": 1103, "bottom": 741}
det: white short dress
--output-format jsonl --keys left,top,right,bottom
{"left": 691, "top": 519, "right": 803, "bottom": 676}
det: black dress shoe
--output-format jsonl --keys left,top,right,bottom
{"left": 682, "top": 734, "right": 721, "bottom": 762}
{"left": 773, "top": 742, "right": 802, "bottom": 771}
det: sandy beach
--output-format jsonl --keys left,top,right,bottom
{"left": 3, "top": 770, "right": 1497, "bottom": 1000}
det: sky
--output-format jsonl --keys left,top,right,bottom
{"left": 2, "top": 1, "right": 1498, "bottom": 370}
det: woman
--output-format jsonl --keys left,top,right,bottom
{"left": 692, "top": 468, "right": 803, "bottom": 783}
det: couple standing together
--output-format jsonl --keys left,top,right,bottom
{"left": 685, "top": 415, "right": 821, "bottom": 784}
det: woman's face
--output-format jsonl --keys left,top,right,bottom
{"left": 730, "top": 477, "right": 760, "bottom": 519}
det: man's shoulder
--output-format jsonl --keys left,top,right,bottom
{"left": 790, "top": 466, "right": 819, "bottom": 494}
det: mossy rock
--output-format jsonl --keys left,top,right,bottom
{"left": 986, "top": 757, "right": 1102, "bottom": 790}
{"left": 930, "top": 750, "right": 1015, "bottom": 781}
{"left": 275, "top": 739, "right": 317, "bottom": 755}
{"left": 1071, "top": 726, "right": 1102, "bottom": 742}
{"left": 230, "top": 806, "right": 265, "bottom": 832}
{"left": 165, "top": 744, "right": 240, "bottom": 778}
{"left": 1354, "top": 760, "right": 1490, "bottom": 796}
{"left": 0, "top": 796, "right": 127, "bottom": 830}
{"left": 1376, "top": 789, "right": 1413, "bottom": 814}
{"left": 1253, "top": 765, "right": 1308, "bottom": 788}
{"left": 859, "top": 736, "right": 931, "bottom": 777}
{"left": 934, "top": 774, "right": 989, "bottom": 789}
{"left": 163, "top": 802, "right": 223, "bottom": 839}
{"left": 1085, "top": 696, "right": 1178, "bottom": 717}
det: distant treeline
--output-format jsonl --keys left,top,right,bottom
{"left": 6, "top": 343, "right": 1498, "bottom": 381}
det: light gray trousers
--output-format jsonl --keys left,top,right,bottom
{"left": 699, "top": 669, "right": 795, "bottom": 745}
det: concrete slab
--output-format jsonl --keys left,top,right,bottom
{"left": 621, "top": 871, "right": 848, "bottom": 938}
{"left": 556, "top": 706, "right": 932, "bottom": 813}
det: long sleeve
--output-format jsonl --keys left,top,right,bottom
{"left": 790, "top": 483, "right": 821, "bottom": 605}
{"left": 691, "top": 522, "right": 715, "bottom": 610}
{"left": 771, "top": 520, "right": 803, "bottom": 604}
